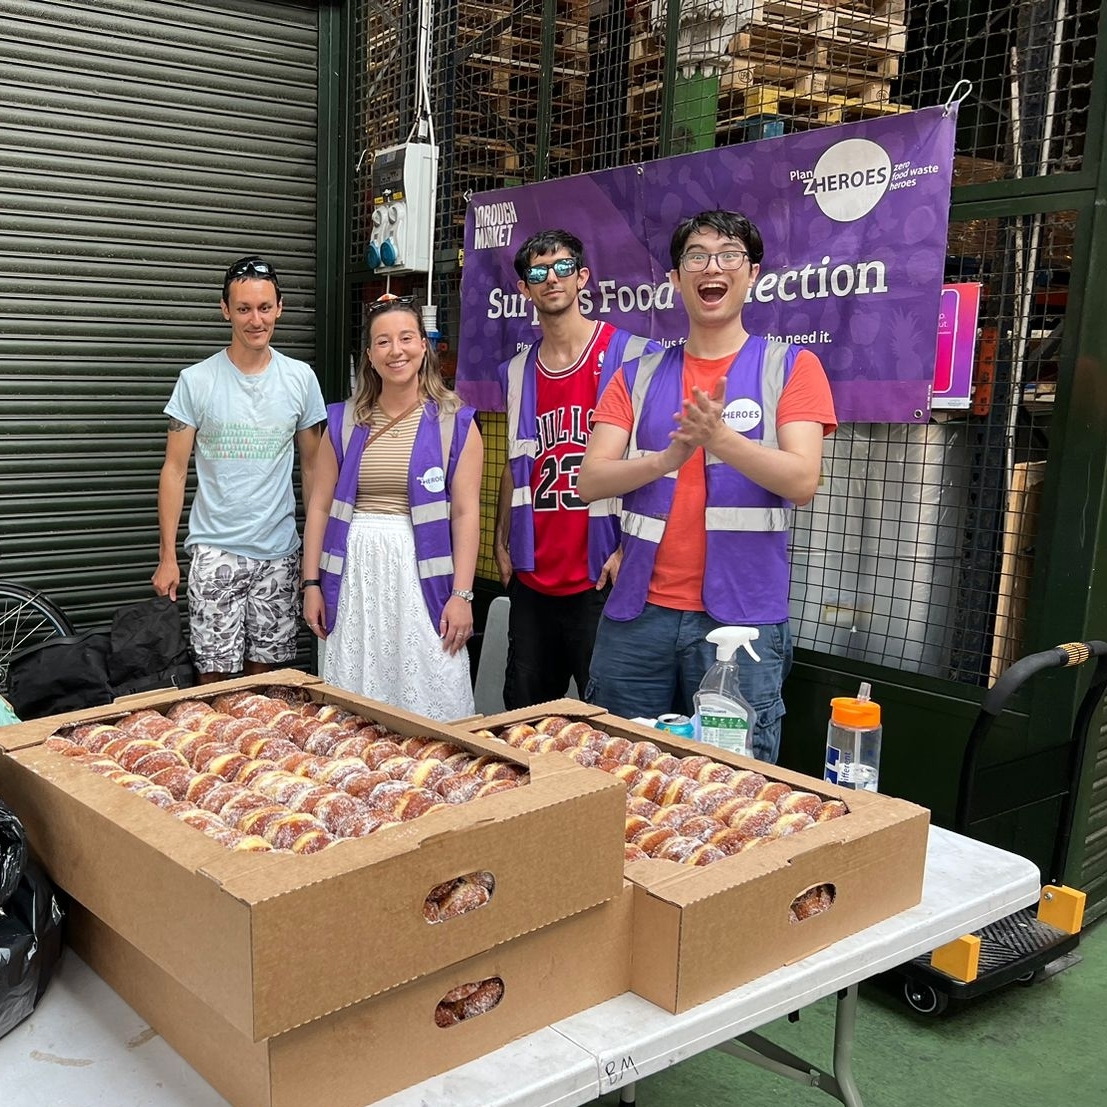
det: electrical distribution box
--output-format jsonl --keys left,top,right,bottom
{"left": 367, "top": 142, "right": 438, "bottom": 275}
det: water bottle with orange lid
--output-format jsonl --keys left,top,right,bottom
{"left": 824, "top": 682, "right": 882, "bottom": 791}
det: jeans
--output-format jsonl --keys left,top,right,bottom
{"left": 587, "top": 604, "right": 793, "bottom": 763}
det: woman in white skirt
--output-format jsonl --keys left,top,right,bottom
{"left": 301, "top": 296, "right": 482, "bottom": 720}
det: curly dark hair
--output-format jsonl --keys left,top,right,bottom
{"left": 513, "top": 229, "right": 586, "bottom": 280}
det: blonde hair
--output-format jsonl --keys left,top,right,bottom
{"left": 353, "top": 301, "right": 459, "bottom": 425}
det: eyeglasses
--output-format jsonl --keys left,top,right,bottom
{"left": 226, "top": 257, "right": 276, "bottom": 280}
{"left": 524, "top": 257, "right": 579, "bottom": 284}
{"left": 368, "top": 293, "right": 416, "bottom": 312}
{"left": 679, "top": 250, "right": 749, "bottom": 272}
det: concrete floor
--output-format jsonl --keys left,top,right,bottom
{"left": 590, "top": 915, "right": 1104, "bottom": 1107}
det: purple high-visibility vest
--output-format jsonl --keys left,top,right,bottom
{"left": 318, "top": 398, "right": 475, "bottom": 633}
{"left": 605, "top": 336, "right": 798, "bottom": 625}
{"left": 499, "top": 325, "right": 657, "bottom": 583}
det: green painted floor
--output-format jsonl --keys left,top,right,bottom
{"left": 591, "top": 916, "right": 1104, "bottom": 1107}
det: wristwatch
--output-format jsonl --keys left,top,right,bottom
{"left": 451, "top": 588, "right": 475, "bottom": 602}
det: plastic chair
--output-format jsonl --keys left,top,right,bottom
{"left": 473, "top": 595, "right": 510, "bottom": 715}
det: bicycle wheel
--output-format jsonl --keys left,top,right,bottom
{"left": 0, "top": 582, "right": 75, "bottom": 698}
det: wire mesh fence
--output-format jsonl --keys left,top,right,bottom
{"left": 349, "top": 0, "right": 1097, "bottom": 685}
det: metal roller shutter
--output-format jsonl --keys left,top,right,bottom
{"left": 0, "top": 0, "right": 319, "bottom": 632}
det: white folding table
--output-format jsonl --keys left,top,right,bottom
{"left": 3, "top": 826, "right": 1040, "bottom": 1107}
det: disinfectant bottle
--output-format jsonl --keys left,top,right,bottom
{"left": 824, "top": 682, "right": 882, "bottom": 791}
{"left": 692, "top": 627, "right": 761, "bottom": 757}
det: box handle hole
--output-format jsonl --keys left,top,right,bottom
{"left": 435, "top": 977, "right": 505, "bottom": 1027}
{"left": 789, "top": 882, "right": 836, "bottom": 923}
{"left": 423, "top": 870, "right": 495, "bottom": 924}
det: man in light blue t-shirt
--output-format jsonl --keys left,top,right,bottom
{"left": 152, "top": 256, "right": 326, "bottom": 683}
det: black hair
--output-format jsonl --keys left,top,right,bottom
{"left": 513, "top": 229, "right": 586, "bottom": 280}
{"left": 668, "top": 211, "right": 765, "bottom": 269}
{"left": 221, "top": 255, "right": 281, "bottom": 305}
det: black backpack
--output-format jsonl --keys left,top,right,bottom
{"left": 6, "top": 597, "right": 194, "bottom": 720}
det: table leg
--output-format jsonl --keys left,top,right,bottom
{"left": 619, "top": 1082, "right": 636, "bottom": 1104}
{"left": 712, "top": 985, "right": 865, "bottom": 1107}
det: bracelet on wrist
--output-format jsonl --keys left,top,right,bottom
{"left": 451, "top": 588, "right": 475, "bottom": 602}
{"left": 301, "top": 579, "right": 322, "bottom": 591}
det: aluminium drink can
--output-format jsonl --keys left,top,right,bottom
{"left": 655, "top": 713, "right": 695, "bottom": 739}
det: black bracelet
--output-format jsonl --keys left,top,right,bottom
{"left": 301, "top": 579, "right": 322, "bottom": 590}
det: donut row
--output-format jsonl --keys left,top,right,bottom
{"left": 44, "top": 689, "right": 528, "bottom": 853}
{"left": 434, "top": 976, "right": 505, "bottom": 1027}
{"left": 474, "top": 717, "right": 847, "bottom": 868}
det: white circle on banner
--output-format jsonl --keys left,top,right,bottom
{"left": 722, "top": 398, "right": 763, "bottom": 433}
{"left": 809, "top": 139, "right": 892, "bottom": 222}
{"left": 419, "top": 466, "right": 445, "bottom": 493}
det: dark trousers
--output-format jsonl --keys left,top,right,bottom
{"left": 503, "top": 577, "right": 608, "bottom": 709}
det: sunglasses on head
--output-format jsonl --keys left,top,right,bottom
{"left": 368, "top": 293, "right": 416, "bottom": 312}
{"left": 524, "top": 257, "right": 579, "bottom": 284}
{"left": 226, "top": 257, "right": 276, "bottom": 281}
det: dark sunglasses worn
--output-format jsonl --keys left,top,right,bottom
{"left": 524, "top": 257, "right": 579, "bottom": 284}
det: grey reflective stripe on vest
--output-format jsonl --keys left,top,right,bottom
{"left": 505, "top": 348, "right": 537, "bottom": 459}
{"left": 437, "top": 406, "right": 457, "bottom": 475}
{"left": 511, "top": 485, "right": 532, "bottom": 507}
{"left": 411, "top": 501, "right": 450, "bottom": 525}
{"left": 621, "top": 335, "right": 653, "bottom": 362}
{"left": 627, "top": 349, "right": 667, "bottom": 455}
{"left": 341, "top": 397, "right": 356, "bottom": 456}
{"left": 705, "top": 338, "right": 789, "bottom": 468}
{"left": 418, "top": 555, "right": 455, "bottom": 577}
{"left": 320, "top": 550, "right": 344, "bottom": 574}
{"left": 588, "top": 496, "right": 619, "bottom": 518}
{"left": 622, "top": 510, "right": 667, "bottom": 544}
{"left": 705, "top": 506, "right": 790, "bottom": 532}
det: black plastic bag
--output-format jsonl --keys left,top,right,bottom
{"left": 6, "top": 596, "right": 195, "bottom": 720}
{"left": 0, "top": 800, "right": 65, "bottom": 1040}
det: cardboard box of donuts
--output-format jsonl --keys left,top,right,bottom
{"left": 0, "top": 671, "right": 632, "bottom": 1107}
{"left": 464, "top": 699, "right": 930, "bottom": 1014}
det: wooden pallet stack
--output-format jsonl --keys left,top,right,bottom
{"left": 447, "top": 0, "right": 592, "bottom": 213}
{"left": 628, "top": 0, "right": 911, "bottom": 150}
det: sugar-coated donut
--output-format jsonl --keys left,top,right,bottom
{"left": 288, "top": 784, "right": 335, "bottom": 815}
{"left": 767, "top": 812, "right": 815, "bottom": 838}
{"left": 436, "top": 774, "right": 484, "bottom": 804}
{"left": 418, "top": 740, "right": 465, "bottom": 762}
{"left": 649, "top": 754, "right": 684, "bottom": 777}
{"left": 632, "top": 825, "right": 677, "bottom": 853}
{"left": 185, "top": 772, "right": 226, "bottom": 805}
{"left": 131, "top": 749, "right": 189, "bottom": 777}
{"left": 651, "top": 803, "right": 697, "bottom": 829}
{"left": 756, "top": 781, "right": 792, "bottom": 805}
{"left": 626, "top": 741, "right": 662, "bottom": 769}
{"left": 405, "top": 759, "right": 453, "bottom": 789}
{"left": 678, "top": 755, "right": 714, "bottom": 778}
{"left": 220, "top": 791, "right": 275, "bottom": 829}
{"left": 400, "top": 736, "right": 434, "bottom": 757}
{"left": 501, "top": 723, "right": 539, "bottom": 746}
{"left": 534, "top": 716, "right": 571, "bottom": 735}
{"left": 336, "top": 768, "right": 393, "bottom": 800}
{"left": 563, "top": 746, "right": 600, "bottom": 768}
{"left": 658, "top": 775, "right": 699, "bottom": 807}
{"left": 475, "top": 779, "right": 518, "bottom": 798}
{"left": 708, "top": 826, "right": 752, "bottom": 856}
{"left": 711, "top": 795, "right": 758, "bottom": 824}
{"left": 289, "top": 828, "right": 334, "bottom": 854}
{"left": 265, "top": 813, "right": 324, "bottom": 850}
{"left": 165, "top": 700, "right": 214, "bottom": 726}
{"left": 624, "top": 843, "right": 648, "bottom": 863}
{"left": 628, "top": 769, "right": 671, "bottom": 803}
{"left": 149, "top": 765, "right": 197, "bottom": 799}
{"left": 600, "top": 736, "right": 633, "bottom": 761}
{"left": 654, "top": 835, "right": 700, "bottom": 863}
{"left": 394, "top": 787, "right": 446, "bottom": 821}
{"left": 727, "top": 799, "right": 779, "bottom": 836}
{"left": 557, "top": 721, "right": 599, "bottom": 745}
{"left": 730, "top": 769, "right": 769, "bottom": 796}
{"left": 777, "top": 790, "right": 822, "bottom": 815}
{"left": 456, "top": 979, "right": 503, "bottom": 1018}
{"left": 687, "top": 843, "right": 727, "bottom": 866}
{"left": 680, "top": 814, "right": 727, "bottom": 842}
{"left": 625, "top": 796, "right": 661, "bottom": 820}
{"left": 177, "top": 808, "right": 226, "bottom": 832}
{"left": 377, "top": 754, "right": 418, "bottom": 779}
{"left": 625, "top": 814, "right": 653, "bottom": 841}
{"left": 611, "top": 763, "right": 644, "bottom": 788}
{"left": 133, "top": 782, "right": 176, "bottom": 809}
{"left": 688, "top": 781, "right": 737, "bottom": 814}
{"left": 239, "top": 804, "right": 292, "bottom": 837}
{"left": 303, "top": 725, "right": 345, "bottom": 757}
{"left": 311, "top": 791, "right": 362, "bottom": 832}
{"left": 198, "top": 781, "right": 248, "bottom": 814}
{"left": 813, "top": 799, "right": 849, "bottom": 822}
{"left": 336, "top": 809, "right": 394, "bottom": 837}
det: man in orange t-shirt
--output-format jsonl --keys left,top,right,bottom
{"left": 578, "top": 211, "right": 837, "bottom": 763}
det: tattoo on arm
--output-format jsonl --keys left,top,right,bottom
{"left": 167, "top": 417, "right": 189, "bottom": 433}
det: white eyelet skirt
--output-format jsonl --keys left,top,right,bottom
{"left": 323, "top": 513, "right": 474, "bottom": 721}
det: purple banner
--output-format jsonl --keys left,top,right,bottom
{"left": 457, "top": 106, "right": 956, "bottom": 422}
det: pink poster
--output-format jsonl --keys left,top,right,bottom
{"left": 931, "top": 282, "right": 982, "bottom": 410}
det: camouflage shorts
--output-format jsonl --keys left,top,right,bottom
{"left": 186, "top": 544, "right": 300, "bottom": 673}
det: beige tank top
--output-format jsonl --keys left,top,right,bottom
{"left": 354, "top": 404, "right": 424, "bottom": 514}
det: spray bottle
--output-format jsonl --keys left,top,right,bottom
{"left": 692, "top": 627, "right": 761, "bottom": 757}
{"left": 824, "top": 682, "right": 882, "bottom": 791}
